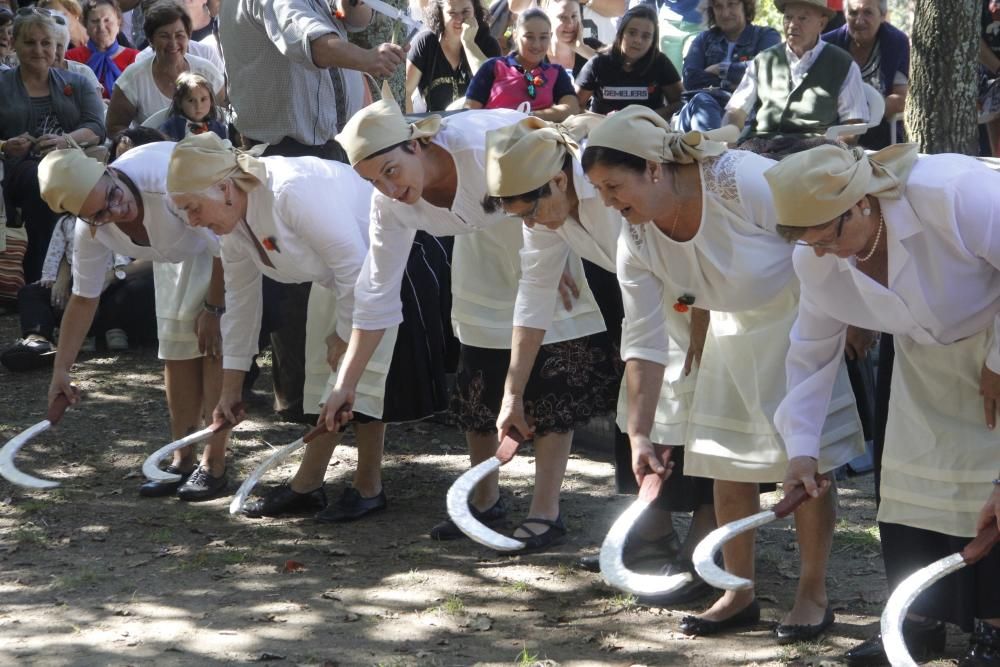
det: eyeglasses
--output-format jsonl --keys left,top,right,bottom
{"left": 80, "top": 180, "right": 125, "bottom": 226}
{"left": 502, "top": 198, "right": 541, "bottom": 222}
{"left": 795, "top": 211, "right": 849, "bottom": 249}
{"left": 16, "top": 7, "right": 67, "bottom": 25}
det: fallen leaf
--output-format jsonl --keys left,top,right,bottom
{"left": 282, "top": 560, "right": 305, "bottom": 573}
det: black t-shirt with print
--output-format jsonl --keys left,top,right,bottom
{"left": 575, "top": 51, "right": 680, "bottom": 114}
{"left": 408, "top": 27, "right": 502, "bottom": 111}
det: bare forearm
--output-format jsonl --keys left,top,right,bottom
{"left": 624, "top": 358, "right": 665, "bottom": 440}
{"left": 206, "top": 257, "right": 225, "bottom": 307}
{"left": 721, "top": 108, "right": 746, "bottom": 132}
{"left": 221, "top": 368, "right": 246, "bottom": 398}
{"left": 587, "top": 0, "right": 626, "bottom": 18}
{"left": 505, "top": 326, "right": 545, "bottom": 397}
{"left": 310, "top": 33, "right": 371, "bottom": 70}
{"left": 884, "top": 90, "right": 906, "bottom": 117}
{"left": 981, "top": 38, "right": 1000, "bottom": 74}
{"left": 533, "top": 102, "right": 577, "bottom": 122}
{"left": 67, "top": 128, "right": 99, "bottom": 147}
{"left": 53, "top": 295, "right": 99, "bottom": 373}
{"left": 335, "top": 327, "right": 386, "bottom": 390}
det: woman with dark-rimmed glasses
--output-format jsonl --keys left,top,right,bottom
{"left": 36, "top": 141, "right": 233, "bottom": 503}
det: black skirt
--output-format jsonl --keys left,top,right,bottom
{"left": 359, "top": 232, "right": 458, "bottom": 424}
{"left": 880, "top": 520, "right": 1000, "bottom": 632}
{"left": 450, "top": 332, "right": 620, "bottom": 435}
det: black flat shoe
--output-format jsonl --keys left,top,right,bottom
{"left": 638, "top": 559, "right": 715, "bottom": 607}
{"left": 844, "top": 618, "right": 946, "bottom": 666}
{"left": 429, "top": 496, "right": 508, "bottom": 541}
{"left": 960, "top": 620, "right": 1000, "bottom": 667}
{"left": 679, "top": 599, "right": 761, "bottom": 637}
{"left": 243, "top": 483, "right": 327, "bottom": 518}
{"left": 138, "top": 465, "right": 194, "bottom": 498}
{"left": 506, "top": 516, "right": 567, "bottom": 556}
{"left": 1, "top": 336, "right": 56, "bottom": 372}
{"left": 775, "top": 606, "right": 835, "bottom": 644}
{"left": 314, "top": 487, "right": 386, "bottom": 523}
{"left": 176, "top": 466, "right": 228, "bottom": 502}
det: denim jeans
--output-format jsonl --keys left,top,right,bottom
{"left": 677, "top": 91, "right": 726, "bottom": 132}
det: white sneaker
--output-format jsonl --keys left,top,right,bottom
{"left": 80, "top": 336, "right": 97, "bottom": 353}
{"left": 105, "top": 328, "right": 128, "bottom": 351}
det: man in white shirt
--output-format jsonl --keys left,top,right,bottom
{"left": 721, "top": 0, "right": 868, "bottom": 140}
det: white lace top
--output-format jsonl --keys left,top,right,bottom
{"left": 617, "top": 149, "right": 793, "bottom": 365}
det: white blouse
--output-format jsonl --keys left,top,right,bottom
{"left": 220, "top": 156, "right": 373, "bottom": 372}
{"left": 616, "top": 149, "right": 789, "bottom": 365}
{"left": 775, "top": 153, "right": 1000, "bottom": 460}
{"left": 114, "top": 54, "right": 224, "bottom": 124}
{"left": 514, "top": 156, "right": 623, "bottom": 331}
{"left": 353, "top": 109, "right": 605, "bottom": 348}
{"left": 72, "top": 141, "right": 219, "bottom": 299}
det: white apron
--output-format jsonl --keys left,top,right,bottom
{"left": 303, "top": 285, "right": 399, "bottom": 420}
{"left": 152, "top": 252, "right": 213, "bottom": 361}
{"left": 879, "top": 329, "right": 999, "bottom": 537}
{"left": 685, "top": 283, "right": 865, "bottom": 483}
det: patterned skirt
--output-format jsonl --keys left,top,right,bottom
{"left": 451, "top": 333, "right": 620, "bottom": 435}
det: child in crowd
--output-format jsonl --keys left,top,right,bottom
{"left": 575, "top": 4, "right": 683, "bottom": 118}
{"left": 158, "top": 72, "right": 227, "bottom": 141}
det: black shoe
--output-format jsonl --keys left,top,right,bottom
{"left": 775, "top": 607, "right": 835, "bottom": 644}
{"left": 176, "top": 465, "right": 228, "bottom": 501}
{"left": 0, "top": 336, "right": 56, "bottom": 372}
{"left": 243, "top": 483, "right": 327, "bottom": 518}
{"left": 578, "top": 531, "right": 682, "bottom": 573}
{"left": 429, "top": 496, "right": 508, "bottom": 541}
{"left": 679, "top": 599, "right": 761, "bottom": 637}
{"left": 314, "top": 487, "right": 386, "bottom": 523}
{"left": 844, "top": 618, "right": 946, "bottom": 666}
{"left": 638, "top": 559, "right": 715, "bottom": 607}
{"left": 506, "top": 516, "right": 567, "bottom": 555}
{"left": 960, "top": 620, "right": 1000, "bottom": 667}
{"left": 138, "top": 465, "right": 194, "bottom": 498}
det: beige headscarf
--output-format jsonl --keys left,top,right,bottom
{"left": 764, "top": 143, "right": 919, "bottom": 228}
{"left": 485, "top": 113, "right": 605, "bottom": 197}
{"left": 335, "top": 81, "right": 443, "bottom": 167}
{"left": 585, "top": 106, "right": 733, "bottom": 166}
{"left": 167, "top": 133, "right": 267, "bottom": 194}
{"left": 37, "top": 148, "right": 106, "bottom": 216}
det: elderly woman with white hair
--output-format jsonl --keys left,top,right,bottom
{"left": 164, "top": 133, "right": 455, "bottom": 522}
{"left": 580, "top": 106, "right": 865, "bottom": 641}
{"left": 766, "top": 144, "right": 1000, "bottom": 666}
{"left": 325, "top": 89, "right": 617, "bottom": 553}
{"left": 36, "top": 141, "right": 231, "bottom": 502}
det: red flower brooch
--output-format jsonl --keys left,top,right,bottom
{"left": 262, "top": 236, "right": 279, "bottom": 252}
{"left": 673, "top": 294, "right": 695, "bottom": 313}
{"left": 63, "top": 84, "right": 74, "bottom": 96}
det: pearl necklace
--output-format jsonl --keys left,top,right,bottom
{"left": 856, "top": 210, "right": 884, "bottom": 263}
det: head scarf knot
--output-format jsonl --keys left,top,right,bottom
{"left": 167, "top": 133, "right": 267, "bottom": 194}
{"left": 485, "top": 113, "right": 605, "bottom": 197}
{"left": 335, "top": 81, "right": 443, "bottom": 167}
{"left": 585, "top": 106, "right": 734, "bottom": 165}
{"left": 763, "top": 142, "right": 919, "bottom": 228}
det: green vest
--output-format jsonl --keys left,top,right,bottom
{"left": 749, "top": 42, "right": 853, "bottom": 139}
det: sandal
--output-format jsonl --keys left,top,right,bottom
{"left": 506, "top": 515, "right": 567, "bottom": 555}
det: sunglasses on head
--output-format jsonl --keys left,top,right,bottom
{"left": 16, "top": 6, "right": 67, "bottom": 24}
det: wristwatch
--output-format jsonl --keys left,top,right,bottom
{"left": 114, "top": 268, "right": 126, "bottom": 280}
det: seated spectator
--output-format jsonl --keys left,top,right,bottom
{"left": 134, "top": 0, "right": 224, "bottom": 73}
{"left": 629, "top": 0, "right": 702, "bottom": 72}
{"left": 465, "top": 7, "right": 580, "bottom": 121}
{"left": 50, "top": 9, "right": 105, "bottom": 97}
{"left": 576, "top": 4, "right": 682, "bottom": 118}
{"left": 544, "top": 0, "right": 599, "bottom": 80}
{"left": 0, "top": 8, "right": 106, "bottom": 284}
{"left": 105, "top": 0, "right": 223, "bottom": 136}
{"left": 721, "top": 0, "right": 868, "bottom": 141}
{"left": 0, "top": 8, "right": 15, "bottom": 69}
{"left": 405, "top": 0, "right": 500, "bottom": 112}
{"left": 65, "top": 0, "right": 139, "bottom": 99}
{"left": 979, "top": 0, "right": 1000, "bottom": 155}
{"left": 676, "top": 0, "right": 779, "bottom": 132}
{"left": 158, "top": 71, "right": 226, "bottom": 140}
{"left": 822, "top": 0, "right": 908, "bottom": 149}
{"left": 37, "top": 0, "right": 90, "bottom": 49}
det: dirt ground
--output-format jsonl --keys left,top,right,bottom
{"left": 0, "top": 311, "right": 968, "bottom": 667}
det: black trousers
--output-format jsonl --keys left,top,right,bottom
{"left": 3, "top": 157, "right": 61, "bottom": 284}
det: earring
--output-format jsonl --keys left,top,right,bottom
{"left": 862, "top": 207, "right": 871, "bottom": 216}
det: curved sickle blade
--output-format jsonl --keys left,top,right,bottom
{"left": 0, "top": 420, "right": 60, "bottom": 488}
{"left": 229, "top": 423, "right": 330, "bottom": 515}
{"left": 446, "top": 457, "right": 525, "bottom": 550}
{"left": 142, "top": 426, "right": 219, "bottom": 482}
{"left": 693, "top": 486, "right": 811, "bottom": 591}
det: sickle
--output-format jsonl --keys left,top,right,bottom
{"left": 692, "top": 486, "right": 811, "bottom": 590}
{"left": 599, "top": 445, "right": 693, "bottom": 596}
{"left": 141, "top": 409, "right": 239, "bottom": 483}
{"left": 881, "top": 522, "right": 999, "bottom": 667}
{"left": 229, "top": 421, "right": 332, "bottom": 515}
{"left": 445, "top": 429, "right": 526, "bottom": 550}
{"left": 0, "top": 394, "right": 74, "bottom": 489}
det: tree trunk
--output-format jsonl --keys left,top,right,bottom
{"left": 906, "top": 0, "right": 979, "bottom": 154}
{"left": 348, "top": 1, "right": 410, "bottom": 105}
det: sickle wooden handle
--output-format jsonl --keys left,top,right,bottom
{"left": 962, "top": 522, "right": 1000, "bottom": 565}
{"left": 773, "top": 485, "right": 811, "bottom": 519}
{"left": 496, "top": 427, "right": 525, "bottom": 464}
{"left": 637, "top": 444, "right": 673, "bottom": 503}
{"left": 46, "top": 392, "right": 76, "bottom": 425}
